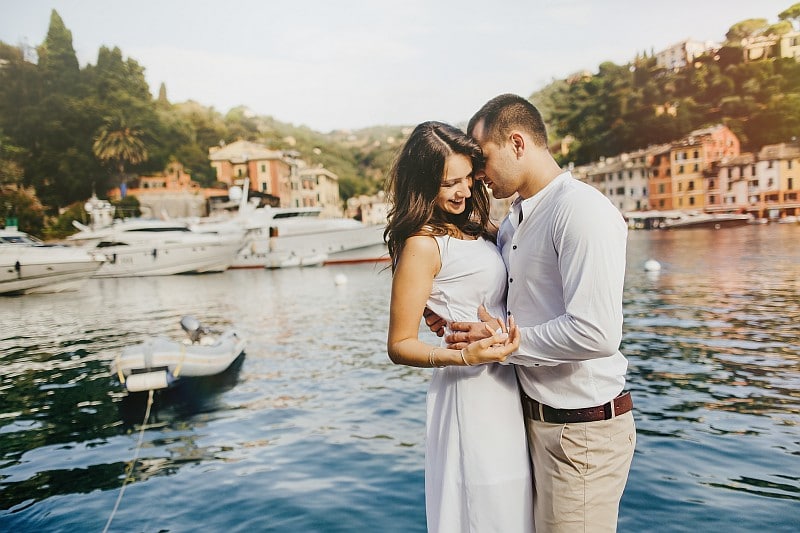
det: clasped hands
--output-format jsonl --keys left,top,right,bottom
{"left": 423, "top": 305, "right": 519, "bottom": 365}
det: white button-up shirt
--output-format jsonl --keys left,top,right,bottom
{"left": 499, "top": 172, "right": 629, "bottom": 409}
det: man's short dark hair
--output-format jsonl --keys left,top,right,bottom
{"left": 468, "top": 94, "right": 548, "bottom": 147}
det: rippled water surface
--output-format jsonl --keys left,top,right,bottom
{"left": 1, "top": 226, "right": 799, "bottom": 532}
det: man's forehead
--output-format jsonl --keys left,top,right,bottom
{"left": 471, "top": 119, "right": 489, "bottom": 145}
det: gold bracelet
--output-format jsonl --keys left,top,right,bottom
{"left": 460, "top": 348, "right": 471, "bottom": 366}
{"left": 429, "top": 348, "right": 444, "bottom": 368}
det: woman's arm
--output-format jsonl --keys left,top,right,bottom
{"left": 387, "top": 235, "right": 518, "bottom": 367}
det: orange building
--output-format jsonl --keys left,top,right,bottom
{"left": 664, "top": 125, "right": 740, "bottom": 211}
{"left": 648, "top": 145, "right": 673, "bottom": 210}
{"left": 113, "top": 161, "right": 228, "bottom": 218}
{"left": 208, "top": 140, "right": 292, "bottom": 206}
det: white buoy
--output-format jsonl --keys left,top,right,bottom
{"left": 334, "top": 273, "right": 348, "bottom": 286}
{"left": 124, "top": 371, "right": 171, "bottom": 392}
{"left": 644, "top": 259, "right": 661, "bottom": 272}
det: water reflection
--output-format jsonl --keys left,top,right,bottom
{"left": 1, "top": 231, "right": 799, "bottom": 531}
{"left": 621, "top": 225, "right": 800, "bottom": 531}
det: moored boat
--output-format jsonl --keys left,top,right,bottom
{"left": 1, "top": 225, "right": 105, "bottom": 295}
{"left": 67, "top": 197, "right": 241, "bottom": 277}
{"left": 661, "top": 212, "right": 752, "bottom": 230}
{"left": 191, "top": 180, "right": 385, "bottom": 269}
{"left": 111, "top": 315, "right": 246, "bottom": 392}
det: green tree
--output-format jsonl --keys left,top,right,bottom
{"left": 0, "top": 186, "right": 45, "bottom": 236}
{"left": 92, "top": 114, "right": 148, "bottom": 191}
{"left": 12, "top": 10, "right": 101, "bottom": 210}
{"left": 37, "top": 10, "right": 80, "bottom": 94}
{"left": 779, "top": 3, "right": 800, "bottom": 27}
{"left": 0, "top": 132, "right": 26, "bottom": 186}
{"left": 725, "top": 19, "right": 769, "bottom": 43}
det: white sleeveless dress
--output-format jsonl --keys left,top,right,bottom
{"left": 424, "top": 235, "right": 534, "bottom": 533}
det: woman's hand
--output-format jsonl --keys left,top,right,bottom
{"left": 460, "top": 314, "right": 519, "bottom": 365}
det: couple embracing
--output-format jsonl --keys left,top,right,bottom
{"left": 385, "top": 94, "right": 636, "bottom": 532}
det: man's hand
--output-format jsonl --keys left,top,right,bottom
{"left": 423, "top": 307, "right": 447, "bottom": 337}
{"left": 446, "top": 305, "right": 508, "bottom": 349}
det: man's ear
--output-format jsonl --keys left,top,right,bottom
{"left": 510, "top": 132, "right": 525, "bottom": 157}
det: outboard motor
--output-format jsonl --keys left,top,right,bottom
{"left": 180, "top": 315, "right": 204, "bottom": 343}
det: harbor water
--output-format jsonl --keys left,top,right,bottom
{"left": 1, "top": 226, "right": 798, "bottom": 532}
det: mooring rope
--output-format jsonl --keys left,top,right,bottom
{"left": 103, "top": 388, "right": 154, "bottom": 533}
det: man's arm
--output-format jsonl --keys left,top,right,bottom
{"left": 508, "top": 192, "right": 627, "bottom": 366}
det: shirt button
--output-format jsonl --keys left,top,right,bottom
{"left": 512, "top": 245, "right": 517, "bottom": 250}
{"left": 509, "top": 278, "right": 513, "bottom": 283}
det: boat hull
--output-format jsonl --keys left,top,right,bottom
{"left": 662, "top": 214, "right": 752, "bottom": 230}
{"left": 0, "top": 246, "right": 105, "bottom": 295}
{"left": 230, "top": 223, "right": 385, "bottom": 269}
{"left": 111, "top": 329, "right": 246, "bottom": 391}
{"left": 90, "top": 238, "right": 240, "bottom": 277}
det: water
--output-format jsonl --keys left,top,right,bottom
{"left": 1, "top": 227, "right": 798, "bottom": 532}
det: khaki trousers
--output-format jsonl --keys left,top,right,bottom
{"left": 524, "top": 410, "right": 635, "bottom": 533}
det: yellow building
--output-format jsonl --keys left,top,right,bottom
{"left": 669, "top": 125, "right": 740, "bottom": 211}
{"left": 296, "top": 165, "right": 342, "bottom": 218}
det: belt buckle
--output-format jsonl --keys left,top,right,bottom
{"left": 537, "top": 402, "right": 545, "bottom": 422}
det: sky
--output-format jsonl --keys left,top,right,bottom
{"left": 0, "top": 0, "right": 795, "bottom": 132}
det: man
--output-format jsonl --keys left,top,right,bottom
{"left": 429, "top": 94, "right": 635, "bottom": 532}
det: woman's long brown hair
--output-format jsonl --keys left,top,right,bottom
{"left": 384, "top": 121, "right": 494, "bottom": 271}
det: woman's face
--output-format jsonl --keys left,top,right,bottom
{"left": 435, "top": 154, "right": 474, "bottom": 216}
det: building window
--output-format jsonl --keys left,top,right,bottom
{"left": 678, "top": 182, "right": 683, "bottom": 191}
{"left": 789, "top": 160, "right": 794, "bottom": 170}
{"left": 790, "top": 178, "right": 794, "bottom": 190}
{"left": 708, "top": 179, "right": 715, "bottom": 189}
{"left": 659, "top": 184, "right": 665, "bottom": 193}
{"left": 688, "top": 181, "right": 695, "bottom": 191}
{"left": 709, "top": 195, "right": 716, "bottom": 204}
{"left": 678, "top": 165, "right": 684, "bottom": 174}
{"left": 261, "top": 164, "right": 266, "bottom": 172}
{"left": 693, "top": 150, "right": 699, "bottom": 158}
{"left": 693, "top": 164, "right": 699, "bottom": 172}
{"left": 689, "top": 196, "right": 695, "bottom": 205}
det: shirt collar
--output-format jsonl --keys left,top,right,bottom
{"left": 510, "top": 171, "right": 571, "bottom": 225}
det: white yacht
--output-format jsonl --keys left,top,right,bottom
{"left": 67, "top": 197, "right": 241, "bottom": 277}
{"left": 1, "top": 225, "right": 105, "bottom": 295}
{"left": 192, "top": 182, "right": 385, "bottom": 269}
{"left": 660, "top": 212, "right": 752, "bottom": 230}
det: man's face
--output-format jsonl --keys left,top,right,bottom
{"left": 471, "top": 119, "right": 518, "bottom": 200}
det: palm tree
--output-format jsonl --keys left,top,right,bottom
{"left": 92, "top": 113, "right": 148, "bottom": 196}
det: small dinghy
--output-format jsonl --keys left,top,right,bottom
{"left": 112, "top": 315, "right": 246, "bottom": 392}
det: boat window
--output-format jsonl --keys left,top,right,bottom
{"left": 97, "top": 241, "right": 130, "bottom": 248}
{"left": 127, "top": 227, "right": 191, "bottom": 232}
{"left": 273, "top": 211, "right": 320, "bottom": 219}
{"left": 1, "top": 235, "right": 39, "bottom": 244}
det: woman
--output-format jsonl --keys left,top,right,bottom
{"left": 385, "top": 121, "right": 534, "bottom": 532}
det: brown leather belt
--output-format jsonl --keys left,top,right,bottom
{"left": 521, "top": 391, "right": 633, "bottom": 424}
